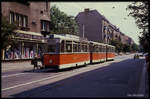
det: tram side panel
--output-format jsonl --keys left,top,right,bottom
{"left": 89, "top": 42, "right": 107, "bottom": 63}
{"left": 106, "top": 45, "right": 115, "bottom": 61}
{"left": 59, "top": 53, "right": 90, "bottom": 69}
{"left": 44, "top": 54, "right": 60, "bottom": 69}
{"left": 91, "top": 52, "right": 106, "bottom": 63}
{"left": 43, "top": 53, "right": 90, "bottom": 69}
{"left": 107, "top": 52, "right": 115, "bottom": 61}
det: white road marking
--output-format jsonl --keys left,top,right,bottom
{"left": 2, "top": 73, "right": 65, "bottom": 91}
{"left": 2, "top": 61, "right": 111, "bottom": 91}
{"left": 2, "top": 73, "right": 27, "bottom": 78}
{"left": 2, "top": 58, "right": 126, "bottom": 92}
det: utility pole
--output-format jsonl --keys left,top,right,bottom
{"left": 83, "top": 24, "right": 84, "bottom": 38}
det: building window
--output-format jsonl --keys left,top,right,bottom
{"left": 16, "top": 14, "right": 19, "bottom": 26}
{"left": 17, "top": 1, "right": 30, "bottom": 6}
{"left": 41, "top": 20, "right": 50, "bottom": 32}
{"left": 9, "top": 11, "right": 28, "bottom": 28}
{"left": 10, "top": 12, "right": 15, "bottom": 24}
{"left": 46, "top": 1, "right": 48, "bottom": 11}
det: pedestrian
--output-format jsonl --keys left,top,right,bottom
{"left": 32, "top": 53, "right": 40, "bottom": 70}
{"left": 40, "top": 53, "right": 44, "bottom": 69}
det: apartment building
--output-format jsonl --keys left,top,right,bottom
{"left": 1, "top": 1, "right": 50, "bottom": 60}
{"left": 75, "top": 8, "right": 135, "bottom": 45}
{"left": 75, "top": 8, "right": 122, "bottom": 44}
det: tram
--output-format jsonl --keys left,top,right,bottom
{"left": 106, "top": 44, "right": 115, "bottom": 61}
{"left": 43, "top": 34, "right": 90, "bottom": 69}
{"left": 89, "top": 41, "right": 106, "bottom": 63}
{"left": 43, "top": 34, "right": 115, "bottom": 69}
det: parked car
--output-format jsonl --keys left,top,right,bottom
{"left": 138, "top": 53, "right": 144, "bottom": 57}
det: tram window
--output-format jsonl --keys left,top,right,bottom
{"left": 85, "top": 45, "right": 88, "bottom": 52}
{"left": 73, "top": 44, "right": 78, "bottom": 52}
{"left": 95, "top": 46, "right": 99, "bottom": 52}
{"left": 108, "top": 47, "right": 110, "bottom": 52}
{"left": 78, "top": 44, "right": 81, "bottom": 52}
{"left": 66, "top": 44, "right": 72, "bottom": 52}
{"left": 48, "top": 45, "right": 55, "bottom": 52}
{"left": 104, "top": 47, "right": 106, "bottom": 52}
{"left": 99, "top": 46, "right": 101, "bottom": 52}
{"left": 100, "top": 46, "right": 103, "bottom": 52}
{"left": 86, "top": 45, "right": 89, "bottom": 52}
{"left": 81, "top": 44, "right": 84, "bottom": 52}
{"left": 107, "top": 47, "right": 109, "bottom": 52}
{"left": 87, "top": 45, "right": 89, "bottom": 52}
{"left": 61, "top": 40, "right": 65, "bottom": 52}
{"left": 102, "top": 46, "right": 104, "bottom": 52}
{"left": 93, "top": 45, "right": 96, "bottom": 52}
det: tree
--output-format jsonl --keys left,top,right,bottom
{"left": 127, "top": 2, "right": 149, "bottom": 52}
{"left": 1, "top": 15, "right": 17, "bottom": 50}
{"left": 50, "top": 5, "right": 79, "bottom": 35}
{"left": 110, "top": 39, "right": 123, "bottom": 53}
{"left": 131, "top": 43, "right": 139, "bottom": 52}
{"left": 123, "top": 44, "right": 131, "bottom": 52}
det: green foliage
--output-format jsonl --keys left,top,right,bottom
{"left": 122, "top": 44, "right": 131, "bottom": 52}
{"left": 110, "top": 40, "right": 139, "bottom": 53}
{"left": 110, "top": 40, "right": 123, "bottom": 53}
{"left": 50, "top": 5, "right": 79, "bottom": 35}
{"left": 131, "top": 43, "right": 139, "bottom": 52}
{"left": 127, "top": 2, "right": 149, "bottom": 52}
{"left": 1, "top": 16, "right": 17, "bottom": 50}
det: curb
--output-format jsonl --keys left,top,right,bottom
{"left": 137, "top": 62, "right": 147, "bottom": 97}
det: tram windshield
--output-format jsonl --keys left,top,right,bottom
{"left": 48, "top": 45, "right": 56, "bottom": 52}
{"left": 47, "top": 39, "right": 60, "bottom": 53}
{"left": 47, "top": 38, "right": 89, "bottom": 53}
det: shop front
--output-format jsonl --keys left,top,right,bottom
{"left": 2, "top": 30, "right": 48, "bottom": 61}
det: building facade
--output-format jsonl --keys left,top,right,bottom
{"left": 75, "top": 8, "right": 135, "bottom": 45}
{"left": 75, "top": 9, "right": 103, "bottom": 43}
{"left": 1, "top": 1, "right": 50, "bottom": 60}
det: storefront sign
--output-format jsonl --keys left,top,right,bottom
{"left": 16, "top": 33, "right": 44, "bottom": 40}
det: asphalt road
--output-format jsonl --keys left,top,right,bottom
{"left": 1, "top": 54, "right": 146, "bottom": 98}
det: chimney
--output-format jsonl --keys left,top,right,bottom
{"left": 84, "top": 8, "right": 90, "bottom": 12}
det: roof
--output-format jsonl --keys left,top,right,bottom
{"left": 49, "top": 34, "right": 89, "bottom": 42}
{"left": 89, "top": 41, "right": 106, "bottom": 46}
{"left": 40, "top": 14, "right": 50, "bottom": 21}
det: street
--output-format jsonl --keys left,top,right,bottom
{"left": 1, "top": 54, "right": 147, "bottom": 97}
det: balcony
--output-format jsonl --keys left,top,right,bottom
{"left": 19, "top": 26, "right": 30, "bottom": 31}
{"left": 41, "top": 29, "right": 50, "bottom": 37}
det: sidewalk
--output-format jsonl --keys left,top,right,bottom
{"left": 2, "top": 61, "right": 33, "bottom": 72}
{"left": 137, "top": 57, "right": 149, "bottom": 97}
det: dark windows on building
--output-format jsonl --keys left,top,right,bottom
{"left": 10, "top": 12, "right": 14, "bottom": 24}
{"left": 46, "top": 1, "right": 48, "bottom": 11}
{"left": 41, "top": 20, "right": 50, "bottom": 32}
{"left": 17, "top": 1, "right": 30, "bottom": 6}
{"left": 10, "top": 11, "right": 28, "bottom": 28}
{"left": 103, "top": 26, "right": 107, "bottom": 32}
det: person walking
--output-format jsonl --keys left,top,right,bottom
{"left": 31, "top": 53, "right": 40, "bottom": 70}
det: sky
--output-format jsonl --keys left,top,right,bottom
{"left": 50, "top": 2, "right": 142, "bottom": 45}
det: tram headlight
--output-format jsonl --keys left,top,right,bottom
{"left": 49, "top": 59, "right": 53, "bottom": 63}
